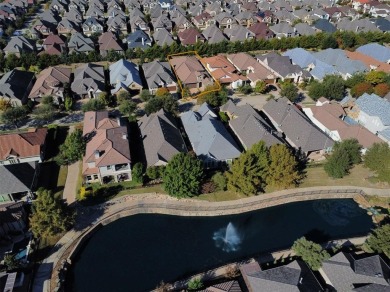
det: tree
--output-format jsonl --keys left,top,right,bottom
{"left": 212, "top": 172, "right": 227, "bottom": 191}
{"left": 99, "top": 91, "right": 113, "bottom": 106}
{"left": 365, "top": 71, "right": 387, "bottom": 85}
{"left": 254, "top": 80, "right": 267, "bottom": 94}
{"left": 324, "top": 139, "right": 362, "bottom": 178}
{"left": 140, "top": 89, "right": 153, "bottom": 102}
{"left": 321, "top": 34, "right": 338, "bottom": 49}
{"left": 197, "top": 85, "right": 229, "bottom": 107}
{"left": 29, "top": 189, "right": 74, "bottom": 238}
{"left": 238, "top": 84, "right": 253, "bottom": 94}
{"left": 363, "top": 224, "right": 390, "bottom": 258}
{"left": 187, "top": 277, "right": 203, "bottom": 291}
{"left": 155, "top": 87, "right": 170, "bottom": 97}
{"left": 56, "top": 129, "right": 85, "bottom": 165}
{"left": 3, "top": 254, "right": 22, "bottom": 271}
{"left": 1, "top": 106, "right": 28, "bottom": 129}
{"left": 308, "top": 80, "right": 325, "bottom": 100}
{"left": 364, "top": 143, "right": 390, "bottom": 183}
{"left": 117, "top": 90, "right": 131, "bottom": 104}
{"left": 322, "top": 75, "right": 345, "bottom": 100}
{"left": 132, "top": 162, "right": 144, "bottom": 184}
{"left": 144, "top": 94, "right": 178, "bottom": 115}
{"left": 32, "top": 104, "right": 56, "bottom": 124}
{"left": 146, "top": 166, "right": 164, "bottom": 180}
{"left": 280, "top": 83, "right": 298, "bottom": 102}
{"left": 266, "top": 144, "right": 301, "bottom": 189}
{"left": 351, "top": 82, "right": 373, "bottom": 97}
{"left": 64, "top": 96, "right": 74, "bottom": 111}
{"left": 374, "top": 83, "right": 390, "bottom": 97}
{"left": 345, "top": 72, "right": 366, "bottom": 88}
{"left": 292, "top": 237, "right": 330, "bottom": 271}
{"left": 119, "top": 100, "right": 137, "bottom": 121}
{"left": 226, "top": 141, "right": 269, "bottom": 195}
{"left": 81, "top": 98, "right": 106, "bottom": 112}
{"left": 0, "top": 98, "right": 11, "bottom": 111}
{"left": 41, "top": 95, "right": 54, "bottom": 105}
{"left": 163, "top": 153, "right": 203, "bottom": 198}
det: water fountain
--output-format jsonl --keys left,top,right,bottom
{"left": 213, "top": 222, "right": 242, "bottom": 252}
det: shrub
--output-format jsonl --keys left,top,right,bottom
{"left": 219, "top": 111, "right": 229, "bottom": 123}
{"left": 212, "top": 172, "right": 227, "bottom": 191}
{"left": 132, "top": 162, "right": 144, "bottom": 184}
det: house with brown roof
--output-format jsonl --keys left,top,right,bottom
{"left": 227, "top": 53, "right": 276, "bottom": 86}
{"left": 28, "top": 66, "right": 71, "bottom": 103}
{"left": 0, "top": 128, "right": 47, "bottom": 202}
{"left": 170, "top": 56, "right": 213, "bottom": 92}
{"left": 138, "top": 109, "right": 187, "bottom": 167}
{"left": 98, "top": 31, "right": 124, "bottom": 57}
{"left": 201, "top": 55, "right": 248, "bottom": 89}
{"left": 248, "top": 22, "right": 274, "bottom": 40}
{"left": 178, "top": 28, "right": 205, "bottom": 45}
{"left": 40, "top": 34, "right": 66, "bottom": 55}
{"left": 82, "top": 111, "right": 132, "bottom": 184}
{"left": 193, "top": 12, "right": 215, "bottom": 30}
{"left": 303, "top": 101, "right": 383, "bottom": 152}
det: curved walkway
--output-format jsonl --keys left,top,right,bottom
{"left": 33, "top": 186, "right": 390, "bottom": 292}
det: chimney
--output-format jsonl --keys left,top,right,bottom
{"left": 195, "top": 34, "right": 198, "bottom": 42}
{"left": 299, "top": 277, "right": 303, "bottom": 284}
{"left": 117, "top": 117, "right": 121, "bottom": 126}
{"left": 141, "top": 37, "right": 145, "bottom": 45}
{"left": 122, "top": 133, "right": 128, "bottom": 139}
{"left": 94, "top": 150, "right": 100, "bottom": 159}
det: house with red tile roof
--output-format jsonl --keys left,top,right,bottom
{"left": 201, "top": 55, "right": 248, "bottom": 89}
{"left": 82, "top": 111, "right": 132, "bottom": 184}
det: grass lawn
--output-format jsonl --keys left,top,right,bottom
{"left": 30, "top": 233, "right": 65, "bottom": 263}
{"left": 196, "top": 190, "right": 248, "bottom": 202}
{"left": 299, "top": 163, "right": 388, "bottom": 189}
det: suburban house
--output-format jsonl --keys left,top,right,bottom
{"left": 82, "top": 111, "right": 132, "bottom": 184}
{"left": 181, "top": 103, "right": 241, "bottom": 168}
{"left": 351, "top": 93, "right": 390, "bottom": 144}
{"left": 0, "top": 128, "right": 47, "bottom": 202}
{"left": 3, "top": 36, "right": 35, "bottom": 56}
{"left": 269, "top": 22, "right": 297, "bottom": 38}
{"left": 201, "top": 55, "right": 248, "bottom": 89}
{"left": 0, "top": 202, "right": 26, "bottom": 240}
{"left": 356, "top": 43, "right": 390, "bottom": 63}
{"left": 224, "top": 25, "right": 255, "bottom": 42}
{"left": 82, "top": 16, "right": 104, "bottom": 36}
{"left": 106, "top": 13, "right": 128, "bottom": 35}
{"left": 248, "top": 22, "right": 274, "bottom": 40}
{"left": 142, "top": 60, "right": 177, "bottom": 94}
{"left": 0, "top": 69, "right": 35, "bottom": 106}
{"left": 28, "top": 66, "right": 71, "bottom": 103}
{"left": 178, "top": 27, "right": 205, "bottom": 45}
{"left": 153, "top": 28, "right": 175, "bottom": 46}
{"left": 202, "top": 24, "right": 228, "bottom": 44}
{"left": 263, "top": 97, "right": 334, "bottom": 159}
{"left": 125, "top": 29, "right": 152, "bottom": 50}
{"left": 40, "top": 33, "right": 66, "bottom": 55}
{"left": 71, "top": 63, "right": 105, "bottom": 99}
{"left": 193, "top": 12, "right": 214, "bottom": 30}
{"left": 320, "top": 252, "right": 390, "bottom": 291}
{"left": 57, "top": 18, "right": 80, "bottom": 35}
{"left": 201, "top": 280, "right": 242, "bottom": 292}
{"left": 151, "top": 14, "right": 173, "bottom": 32}
{"left": 109, "top": 59, "right": 143, "bottom": 95}
{"left": 138, "top": 109, "right": 187, "bottom": 167}
{"left": 346, "top": 50, "right": 390, "bottom": 73}
{"left": 221, "top": 100, "right": 284, "bottom": 149}
{"left": 67, "top": 32, "right": 95, "bottom": 54}
{"left": 240, "top": 260, "right": 323, "bottom": 291}
{"left": 302, "top": 99, "right": 383, "bottom": 153}
{"left": 98, "top": 31, "right": 124, "bottom": 57}
{"left": 256, "top": 52, "right": 309, "bottom": 83}
{"left": 227, "top": 53, "right": 275, "bottom": 86}
{"left": 169, "top": 56, "right": 213, "bottom": 92}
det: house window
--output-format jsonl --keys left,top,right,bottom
{"left": 107, "top": 165, "right": 111, "bottom": 170}
{"left": 93, "top": 175, "right": 98, "bottom": 180}
{"left": 8, "top": 159, "right": 16, "bottom": 164}
{"left": 87, "top": 175, "right": 92, "bottom": 181}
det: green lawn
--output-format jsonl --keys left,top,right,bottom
{"left": 196, "top": 190, "right": 248, "bottom": 202}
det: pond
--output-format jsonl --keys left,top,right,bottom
{"left": 68, "top": 199, "right": 373, "bottom": 292}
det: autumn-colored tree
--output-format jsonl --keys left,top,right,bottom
{"left": 365, "top": 71, "right": 387, "bottom": 85}
{"left": 0, "top": 98, "right": 11, "bottom": 111}
{"left": 373, "top": 83, "right": 390, "bottom": 97}
{"left": 351, "top": 82, "right": 373, "bottom": 97}
{"left": 155, "top": 87, "right": 170, "bottom": 97}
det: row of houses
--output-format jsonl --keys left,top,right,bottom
{"left": 210, "top": 251, "right": 390, "bottom": 291}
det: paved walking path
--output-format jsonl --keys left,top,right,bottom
{"left": 62, "top": 126, "right": 80, "bottom": 204}
{"left": 33, "top": 186, "right": 390, "bottom": 292}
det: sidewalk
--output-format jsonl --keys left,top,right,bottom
{"left": 62, "top": 126, "right": 80, "bottom": 204}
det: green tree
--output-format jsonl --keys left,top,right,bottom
{"left": 119, "top": 100, "right": 137, "bottom": 121}
{"left": 322, "top": 75, "right": 345, "bottom": 100}
{"left": 163, "top": 153, "right": 203, "bottom": 198}
{"left": 81, "top": 98, "right": 106, "bottom": 112}
{"left": 32, "top": 104, "right": 56, "bottom": 124}
{"left": 64, "top": 96, "right": 74, "bottom": 111}
{"left": 226, "top": 141, "right": 269, "bottom": 195}
{"left": 321, "top": 34, "right": 338, "bottom": 49}
{"left": 363, "top": 224, "right": 390, "bottom": 258}
{"left": 132, "top": 162, "right": 144, "bottom": 184}
{"left": 144, "top": 94, "right": 178, "bottom": 115}
{"left": 3, "top": 254, "right": 22, "bottom": 271}
{"left": 41, "top": 95, "right": 54, "bottom": 105}
{"left": 324, "top": 139, "right": 361, "bottom": 178}
{"left": 140, "top": 89, "right": 153, "bottom": 102}
{"left": 266, "top": 144, "right": 301, "bottom": 189}
{"left": 56, "top": 129, "right": 85, "bottom": 165}
{"left": 364, "top": 143, "right": 390, "bottom": 183}
{"left": 308, "top": 80, "right": 325, "bottom": 100}
{"left": 1, "top": 106, "right": 28, "bottom": 129}
{"left": 238, "top": 84, "right": 253, "bottom": 94}
{"left": 197, "top": 85, "right": 229, "bottom": 107}
{"left": 254, "top": 80, "right": 267, "bottom": 94}
{"left": 292, "top": 237, "right": 330, "bottom": 271}
{"left": 146, "top": 165, "right": 164, "bottom": 180}
{"left": 365, "top": 71, "right": 387, "bottom": 85}
{"left": 187, "top": 277, "right": 203, "bottom": 291}
{"left": 29, "top": 189, "right": 74, "bottom": 238}
{"left": 99, "top": 91, "right": 113, "bottom": 106}
{"left": 117, "top": 90, "right": 131, "bottom": 104}
{"left": 280, "top": 83, "right": 298, "bottom": 102}
{"left": 345, "top": 72, "right": 366, "bottom": 88}
{"left": 212, "top": 172, "right": 227, "bottom": 191}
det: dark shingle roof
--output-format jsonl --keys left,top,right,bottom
{"left": 0, "top": 162, "right": 36, "bottom": 195}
